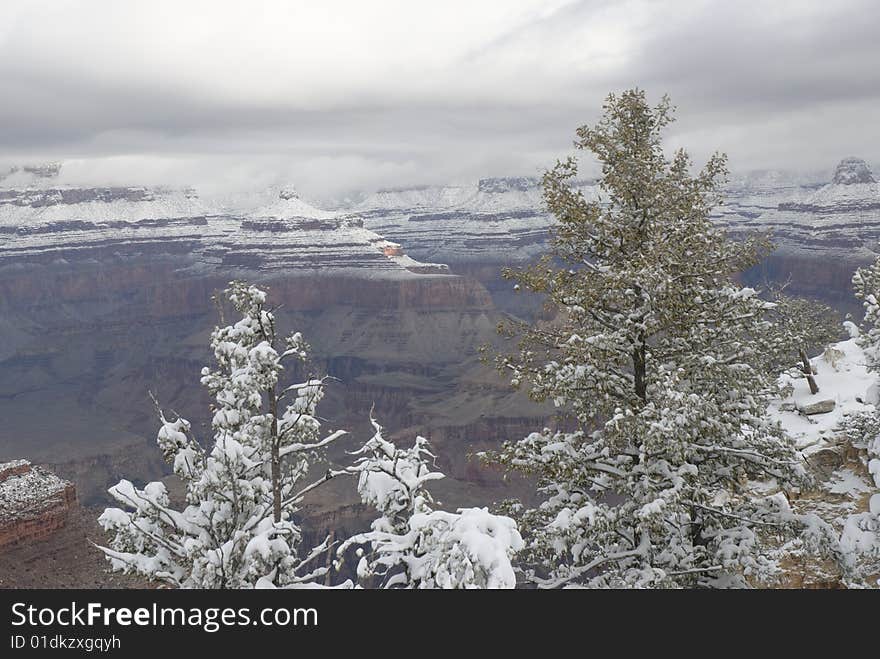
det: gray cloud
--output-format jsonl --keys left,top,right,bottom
{"left": 1, "top": 0, "right": 878, "bottom": 199}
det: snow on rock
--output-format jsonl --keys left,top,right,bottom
{"left": 0, "top": 460, "right": 76, "bottom": 548}
{"left": 778, "top": 180, "right": 880, "bottom": 214}
{"left": 0, "top": 176, "right": 448, "bottom": 278}
{"left": 833, "top": 158, "right": 876, "bottom": 186}
{"left": 354, "top": 161, "right": 880, "bottom": 271}
{"left": 799, "top": 399, "right": 836, "bottom": 415}
{"left": 827, "top": 468, "right": 874, "bottom": 496}
{"left": 6, "top": 159, "right": 880, "bottom": 280}
{"left": 354, "top": 178, "right": 599, "bottom": 264}
{"left": 771, "top": 338, "right": 875, "bottom": 453}
{"left": 747, "top": 159, "right": 880, "bottom": 224}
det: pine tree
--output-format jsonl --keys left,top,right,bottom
{"left": 853, "top": 258, "right": 880, "bottom": 370}
{"left": 98, "top": 282, "right": 349, "bottom": 588}
{"left": 488, "top": 89, "right": 836, "bottom": 588}
{"left": 763, "top": 289, "right": 841, "bottom": 395}
{"left": 839, "top": 260, "right": 880, "bottom": 579}
{"left": 339, "top": 418, "right": 523, "bottom": 589}
{"left": 837, "top": 409, "right": 880, "bottom": 583}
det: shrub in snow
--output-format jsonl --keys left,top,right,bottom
{"left": 853, "top": 258, "right": 880, "bottom": 371}
{"left": 339, "top": 419, "right": 523, "bottom": 588}
{"left": 487, "top": 89, "right": 837, "bottom": 588}
{"left": 836, "top": 261, "right": 880, "bottom": 582}
{"left": 98, "top": 282, "right": 348, "bottom": 588}
{"left": 834, "top": 412, "right": 880, "bottom": 584}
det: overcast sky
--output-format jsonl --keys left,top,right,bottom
{"left": 1, "top": 0, "right": 878, "bottom": 199}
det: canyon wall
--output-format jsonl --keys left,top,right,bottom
{"left": 0, "top": 250, "right": 544, "bottom": 510}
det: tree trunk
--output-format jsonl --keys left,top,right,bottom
{"left": 633, "top": 337, "right": 647, "bottom": 402}
{"left": 631, "top": 285, "right": 648, "bottom": 403}
{"left": 324, "top": 531, "right": 336, "bottom": 586}
{"left": 270, "top": 387, "right": 282, "bottom": 523}
{"left": 799, "top": 347, "right": 819, "bottom": 395}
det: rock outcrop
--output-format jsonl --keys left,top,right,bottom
{"left": 798, "top": 399, "right": 836, "bottom": 415}
{"left": 355, "top": 178, "right": 591, "bottom": 266}
{"left": 765, "top": 159, "right": 880, "bottom": 217}
{"left": 833, "top": 157, "right": 876, "bottom": 185}
{"left": 477, "top": 177, "right": 541, "bottom": 194}
{"left": 354, "top": 161, "right": 880, "bottom": 312}
{"left": 0, "top": 182, "right": 450, "bottom": 277}
{"left": 709, "top": 159, "right": 880, "bottom": 308}
{"left": 0, "top": 460, "right": 76, "bottom": 548}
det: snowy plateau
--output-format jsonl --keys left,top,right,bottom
{"left": 0, "top": 178, "right": 448, "bottom": 278}
{"left": 2, "top": 158, "right": 879, "bottom": 295}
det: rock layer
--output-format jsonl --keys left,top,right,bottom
{"left": 353, "top": 163, "right": 880, "bottom": 312}
{"left": 833, "top": 157, "right": 876, "bottom": 185}
{"left": 0, "top": 171, "right": 541, "bottom": 509}
{"left": 0, "top": 460, "right": 76, "bottom": 548}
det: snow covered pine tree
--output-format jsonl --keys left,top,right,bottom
{"left": 839, "top": 260, "right": 880, "bottom": 578}
{"left": 339, "top": 418, "right": 523, "bottom": 588}
{"left": 98, "top": 282, "right": 349, "bottom": 588}
{"left": 853, "top": 258, "right": 880, "bottom": 372}
{"left": 487, "top": 89, "right": 837, "bottom": 588}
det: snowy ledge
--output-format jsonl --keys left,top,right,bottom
{"left": 770, "top": 337, "right": 876, "bottom": 455}
{"left": 0, "top": 462, "right": 74, "bottom": 523}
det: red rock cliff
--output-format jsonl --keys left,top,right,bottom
{"left": 0, "top": 460, "right": 76, "bottom": 548}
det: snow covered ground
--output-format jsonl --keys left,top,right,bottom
{"left": 770, "top": 331, "right": 880, "bottom": 583}
{"left": 771, "top": 335, "right": 877, "bottom": 453}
